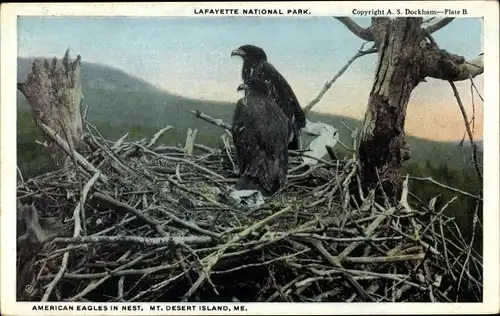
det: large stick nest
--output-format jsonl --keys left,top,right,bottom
{"left": 16, "top": 122, "right": 482, "bottom": 303}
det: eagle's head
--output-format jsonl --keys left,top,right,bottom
{"left": 231, "top": 45, "right": 267, "bottom": 63}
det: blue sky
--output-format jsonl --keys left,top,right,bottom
{"left": 17, "top": 17, "right": 483, "bottom": 141}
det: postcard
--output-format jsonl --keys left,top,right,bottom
{"left": 1, "top": 1, "right": 499, "bottom": 315}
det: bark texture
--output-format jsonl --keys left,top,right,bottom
{"left": 358, "top": 18, "right": 424, "bottom": 202}
{"left": 335, "top": 17, "right": 483, "bottom": 204}
{"left": 18, "top": 50, "right": 84, "bottom": 168}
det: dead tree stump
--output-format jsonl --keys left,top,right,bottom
{"left": 18, "top": 49, "right": 85, "bottom": 169}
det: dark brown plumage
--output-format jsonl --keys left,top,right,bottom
{"left": 231, "top": 77, "right": 292, "bottom": 197}
{"left": 231, "top": 44, "right": 306, "bottom": 150}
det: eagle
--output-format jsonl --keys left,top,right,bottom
{"left": 231, "top": 77, "right": 292, "bottom": 197}
{"left": 231, "top": 44, "right": 306, "bottom": 150}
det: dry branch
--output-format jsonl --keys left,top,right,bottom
{"left": 16, "top": 44, "right": 483, "bottom": 303}
{"left": 191, "top": 110, "right": 231, "bottom": 130}
{"left": 448, "top": 81, "right": 483, "bottom": 183}
{"left": 303, "top": 42, "right": 377, "bottom": 114}
{"left": 424, "top": 18, "right": 455, "bottom": 34}
{"left": 333, "top": 17, "right": 374, "bottom": 41}
{"left": 406, "top": 176, "right": 482, "bottom": 200}
{"left": 41, "top": 171, "right": 100, "bottom": 301}
{"left": 16, "top": 120, "right": 482, "bottom": 302}
{"left": 39, "top": 123, "right": 108, "bottom": 184}
{"left": 50, "top": 235, "right": 213, "bottom": 247}
{"left": 190, "top": 109, "right": 320, "bottom": 137}
{"left": 422, "top": 50, "right": 484, "bottom": 81}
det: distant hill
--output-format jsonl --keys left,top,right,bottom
{"left": 18, "top": 57, "right": 161, "bottom": 93}
{"left": 17, "top": 56, "right": 481, "bottom": 170}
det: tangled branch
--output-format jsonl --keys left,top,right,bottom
{"left": 16, "top": 117, "right": 483, "bottom": 303}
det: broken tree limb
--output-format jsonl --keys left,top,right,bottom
{"left": 147, "top": 126, "right": 172, "bottom": 148}
{"left": 405, "top": 176, "right": 482, "bottom": 201}
{"left": 191, "top": 109, "right": 320, "bottom": 137}
{"left": 422, "top": 51, "right": 484, "bottom": 81}
{"left": 184, "top": 128, "right": 198, "bottom": 155}
{"left": 191, "top": 110, "right": 232, "bottom": 130}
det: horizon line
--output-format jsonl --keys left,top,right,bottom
{"left": 16, "top": 55, "right": 484, "bottom": 144}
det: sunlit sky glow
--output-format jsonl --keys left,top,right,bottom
{"left": 17, "top": 17, "right": 484, "bottom": 141}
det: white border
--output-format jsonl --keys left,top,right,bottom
{"left": 1, "top": 2, "right": 499, "bottom": 315}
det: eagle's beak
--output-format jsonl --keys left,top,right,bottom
{"left": 231, "top": 48, "right": 245, "bottom": 57}
{"left": 237, "top": 83, "right": 248, "bottom": 92}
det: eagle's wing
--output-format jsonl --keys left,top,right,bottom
{"left": 232, "top": 94, "right": 290, "bottom": 194}
{"left": 232, "top": 97, "right": 267, "bottom": 179}
{"left": 255, "top": 61, "right": 307, "bottom": 130}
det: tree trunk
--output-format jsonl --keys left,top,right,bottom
{"left": 18, "top": 49, "right": 84, "bottom": 168}
{"left": 358, "top": 18, "right": 424, "bottom": 204}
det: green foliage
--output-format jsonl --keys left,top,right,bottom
{"left": 403, "top": 160, "right": 482, "bottom": 252}
{"left": 17, "top": 110, "right": 56, "bottom": 178}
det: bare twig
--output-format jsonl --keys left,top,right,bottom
{"left": 51, "top": 234, "right": 213, "bottom": 247}
{"left": 449, "top": 81, "right": 483, "bottom": 183}
{"left": 41, "top": 172, "right": 99, "bottom": 301}
{"left": 303, "top": 42, "right": 377, "bottom": 114}
{"left": 191, "top": 109, "right": 231, "bottom": 130}
{"left": 405, "top": 176, "right": 482, "bottom": 200}
{"left": 93, "top": 192, "right": 169, "bottom": 237}
{"left": 17, "top": 110, "right": 482, "bottom": 303}
{"left": 181, "top": 206, "right": 293, "bottom": 302}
